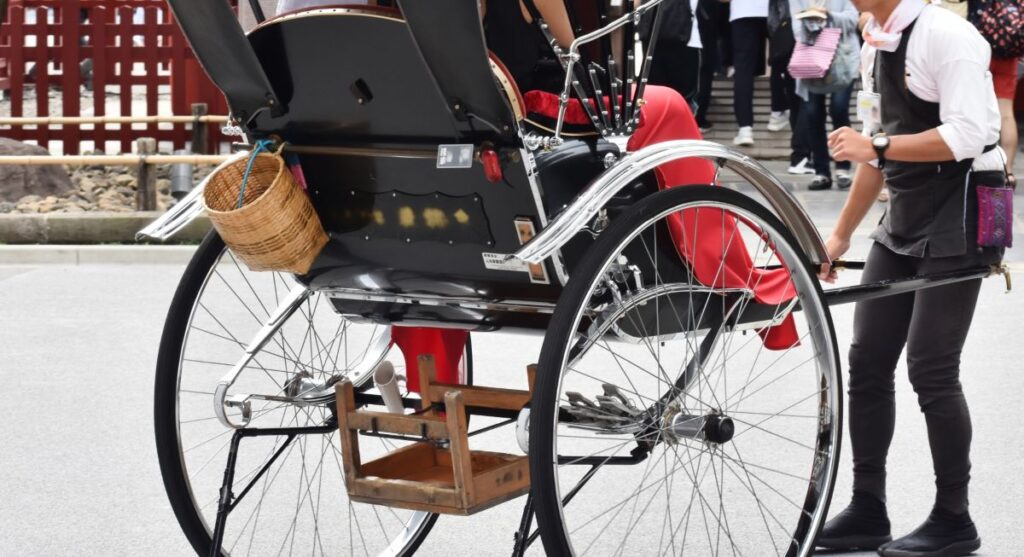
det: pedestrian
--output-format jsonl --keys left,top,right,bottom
{"left": 695, "top": 0, "right": 731, "bottom": 131}
{"left": 729, "top": 0, "right": 789, "bottom": 145}
{"left": 817, "top": 0, "right": 1006, "bottom": 554}
{"left": 967, "top": 0, "right": 1022, "bottom": 187}
{"left": 789, "top": 0, "right": 859, "bottom": 190}
{"left": 644, "top": 0, "right": 703, "bottom": 108}
{"left": 768, "top": 0, "right": 816, "bottom": 174}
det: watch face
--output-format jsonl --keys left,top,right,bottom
{"left": 872, "top": 135, "right": 888, "bottom": 149}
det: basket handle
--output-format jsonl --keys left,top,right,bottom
{"left": 236, "top": 139, "right": 279, "bottom": 209}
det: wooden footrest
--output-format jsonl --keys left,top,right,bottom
{"left": 335, "top": 355, "right": 533, "bottom": 515}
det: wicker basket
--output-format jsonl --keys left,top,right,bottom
{"left": 203, "top": 148, "right": 328, "bottom": 274}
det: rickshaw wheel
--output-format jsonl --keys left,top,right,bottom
{"left": 530, "top": 186, "right": 842, "bottom": 557}
{"left": 154, "top": 232, "right": 472, "bottom": 556}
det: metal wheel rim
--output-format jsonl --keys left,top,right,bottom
{"left": 172, "top": 246, "right": 441, "bottom": 556}
{"left": 547, "top": 200, "right": 840, "bottom": 556}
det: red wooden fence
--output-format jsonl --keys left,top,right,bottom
{"left": 0, "top": 0, "right": 231, "bottom": 154}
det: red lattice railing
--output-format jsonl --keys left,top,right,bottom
{"left": 0, "top": 0, "right": 232, "bottom": 154}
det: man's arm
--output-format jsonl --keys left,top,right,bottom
{"left": 828, "top": 127, "right": 955, "bottom": 164}
{"left": 818, "top": 162, "right": 885, "bottom": 280}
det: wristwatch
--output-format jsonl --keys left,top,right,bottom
{"left": 871, "top": 133, "right": 890, "bottom": 170}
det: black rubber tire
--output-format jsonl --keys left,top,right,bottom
{"left": 154, "top": 231, "right": 474, "bottom": 556}
{"left": 528, "top": 185, "right": 843, "bottom": 556}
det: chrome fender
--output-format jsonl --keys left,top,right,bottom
{"left": 513, "top": 140, "right": 829, "bottom": 266}
{"left": 135, "top": 150, "right": 251, "bottom": 241}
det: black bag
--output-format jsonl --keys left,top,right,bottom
{"left": 969, "top": 0, "right": 1024, "bottom": 58}
{"left": 639, "top": 0, "right": 694, "bottom": 45}
{"left": 768, "top": 0, "right": 796, "bottom": 64}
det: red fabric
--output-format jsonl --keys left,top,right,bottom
{"left": 391, "top": 85, "right": 800, "bottom": 370}
{"left": 390, "top": 327, "right": 468, "bottom": 393}
{"left": 527, "top": 87, "right": 800, "bottom": 349}
{"left": 990, "top": 56, "right": 1021, "bottom": 100}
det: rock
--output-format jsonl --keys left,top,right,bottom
{"left": 62, "top": 204, "right": 85, "bottom": 213}
{"left": 116, "top": 186, "right": 135, "bottom": 197}
{"left": 0, "top": 202, "right": 15, "bottom": 214}
{"left": 113, "top": 173, "right": 136, "bottom": 188}
{"left": 79, "top": 177, "right": 98, "bottom": 193}
{"left": 17, "top": 194, "right": 42, "bottom": 205}
{"left": 0, "top": 138, "right": 75, "bottom": 202}
{"left": 156, "top": 178, "right": 171, "bottom": 195}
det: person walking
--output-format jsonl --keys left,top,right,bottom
{"left": 769, "top": 0, "right": 816, "bottom": 174}
{"left": 816, "top": 0, "right": 1006, "bottom": 554}
{"left": 789, "top": 0, "right": 859, "bottom": 190}
{"left": 645, "top": 0, "right": 703, "bottom": 108}
{"left": 729, "top": 0, "right": 788, "bottom": 145}
{"left": 695, "top": 0, "right": 731, "bottom": 131}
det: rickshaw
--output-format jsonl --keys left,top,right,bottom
{"left": 139, "top": 1, "right": 1003, "bottom": 555}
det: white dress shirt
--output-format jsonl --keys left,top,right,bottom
{"left": 861, "top": 5, "right": 1004, "bottom": 171}
{"left": 729, "top": 0, "right": 770, "bottom": 21}
{"left": 688, "top": 0, "right": 703, "bottom": 49}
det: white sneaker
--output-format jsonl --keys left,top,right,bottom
{"left": 767, "top": 110, "right": 790, "bottom": 132}
{"left": 726, "top": 66, "right": 736, "bottom": 78}
{"left": 787, "top": 157, "right": 815, "bottom": 175}
{"left": 733, "top": 126, "right": 754, "bottom": 146}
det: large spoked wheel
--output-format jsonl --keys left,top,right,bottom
{"left": 530, "top": 186, "right": 841, "bottom": 556}
{"left": 155, "top": 232, "right": 471, "bottom": 556}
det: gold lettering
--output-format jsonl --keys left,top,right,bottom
{"left": 454, "top": 208, "right": 470, "bottom": 225}
{"left": 398, "top": 206, "right": 416, "bottom": 228}
{"left": 423, "top": 207, "right": 449, "bottom": 229}
{"left": 372, "top": 210, "right": 385, "bottom": 225}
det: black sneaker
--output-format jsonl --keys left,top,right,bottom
{"left": 808, "top": 175, "right": 833, "bottom": 191}
{"left": 878, "top": 507, "right": 981, "bottom": 557}
{"left": 816, "top": 492, "right": 892, "bottom": 551}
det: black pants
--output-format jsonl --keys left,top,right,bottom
{"left": 695, "top": 0, "right": 730, "bottom": 126}
{"left": 804, "top": 84, "right": 854, "bottom": 178}
{"left": 648, "top": 41, "right": 701, "bottom": 107}
{"left": 732, "top": 17, "right": 784, "bottom": 127}
{"left": 848, "top": 242, "right": 983, "bottom": 514}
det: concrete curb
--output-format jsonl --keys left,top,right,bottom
{"left": 0, "top": 212, "right": 211, "bottom": 244}
{"left": 0, "top": 244, "right": 198, "bottom": 265}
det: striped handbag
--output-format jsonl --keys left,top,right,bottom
{"left": 787, "top": 27, "right": 841, "bottom": 79}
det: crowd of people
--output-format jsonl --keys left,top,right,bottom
{"left": 646, "top": 0, "right": 1021, "bottom": 194}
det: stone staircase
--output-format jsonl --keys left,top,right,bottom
{"left": 700, "top": 76, "right": 860, "bottom": 160}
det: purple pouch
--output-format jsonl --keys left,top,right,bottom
{"left": 977, "top": 184, "right": 1013, "bottom": 248}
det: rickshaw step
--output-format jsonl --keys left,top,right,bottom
{"left": 334, "top": 356, "right": 535, "bottom": 515}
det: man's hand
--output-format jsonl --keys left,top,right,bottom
{"left": 818, "top": 234, "right": 851, "bottom": 283}
{"left": 829, "top": 127, "right": 875, "bottom": 163}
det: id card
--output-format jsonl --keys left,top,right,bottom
{"left": 856, "top": 91, "right": 881, "bottom": 135}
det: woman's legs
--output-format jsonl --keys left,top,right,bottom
{"left": 804, "top": 92, "right": 832, "bottom": 186}
{"left": 829, "top": 84, "right": 854, "bottom": 174}
{"left": 731, "top": 17, "right": 766, "bottom": 129}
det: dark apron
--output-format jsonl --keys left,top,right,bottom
{"left": 870, "top": 20, "right": 1003, "bottom": 267}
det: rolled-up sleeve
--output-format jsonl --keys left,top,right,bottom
{"left": 934, "top": 57, "right": 993, "bottom": 161}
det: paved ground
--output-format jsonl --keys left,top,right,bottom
{"left": 2, "top": 163, "right": 1024, "bottom": 555}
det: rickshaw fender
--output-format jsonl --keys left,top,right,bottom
{"left": 514, "top": 140, "right": 829, "bottom": 267}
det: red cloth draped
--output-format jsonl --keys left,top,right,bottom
{"left": 392, "top": 86, "right": 798, "bottom": 391}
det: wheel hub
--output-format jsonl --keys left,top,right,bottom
{"left": 663, "top": 405, "right": 735, "bottom": 445}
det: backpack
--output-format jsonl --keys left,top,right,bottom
{"left": 969, "top": 0, "right": 1024, "bottom": 58}
{"left": 638, "top": 0, "right": 694, "bottom": 45}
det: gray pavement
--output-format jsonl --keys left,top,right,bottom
{"left": 3, "top": 171, "right": 1024, "bottom": 555}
